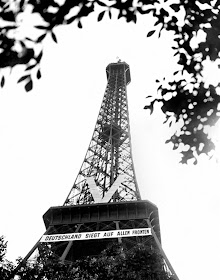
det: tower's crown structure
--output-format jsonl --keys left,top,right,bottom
{"left": 64, "top": 61, "right": 140, "bottom": 206}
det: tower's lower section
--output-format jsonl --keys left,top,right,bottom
{"left": 42, "top": 200, "right": 161, "bottom": 261}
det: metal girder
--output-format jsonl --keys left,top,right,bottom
{"left": 43, "top": 200, "right": 161, "bottom": 243}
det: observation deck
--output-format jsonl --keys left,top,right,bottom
{"left": 106, "top": 62, "right": 131, "bottom": 85}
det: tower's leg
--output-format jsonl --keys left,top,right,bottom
{"left": 9, "top": 227, "right": 52, "bottom": 279}
{"left": 59, "top": 224, "right": 82, "bottom": 263}
{"left": 114, "top": 220, "right": 122, "bottom": 243}
{"left": 146, "top": 219, "right": 179, "bottom": 280}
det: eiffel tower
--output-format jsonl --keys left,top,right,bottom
{"left": 15, "top": 61, "right": 178, "bottom": 279}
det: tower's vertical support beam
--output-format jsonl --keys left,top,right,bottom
{"left": 114, "top": 221, "right": 122, "bottom": 243}
{"left": 59, "top": 224, "right": 82, "bottom": 263}
{"left": 131, "top": 220, "right": 141, "bottom": 243}
{"left": 145, "top": 219, "right": 179, "bottom": 280}
{"left": 9, "top": 227, "right": 52, "bottom": 279}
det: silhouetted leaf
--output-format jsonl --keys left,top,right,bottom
{"left": 35, "top": 25, "right": 48, "bottom": 30}
{"left": 25, "top": 37, "right": 34, "bottom": 42}
{"left": 37, "top": 69, "right": 41, "bottom": 79}
{"left": 108, "top": 10, "right": 112, "bottom": 19}
{"left": 20, "top": 41, "right": 26, "bottom": 48}
{"left": 17, "top": 75, "right": 30, "bottom": 83}
{"left": 36, "top": 33, "right": 47, "bottom": 43}
{"left": 144, "top": 104, "right": 154, "bottom": 114}
{"left": 2, "top": 25, "right": 16, "bottom": 30}
{"left": 66, "top": 16, "right": 76, "bottom": 24}
{"left": 26, "top": 64, "right": 36, "bottom": 71}
{"left": 133, "top": 14, "right": 137, "bottom": 23}
{"left": 1, "top": 76, "right": 5, "bottom": 87}
{"left": 51, "top": 32, "right": 57, "bottom": 43}
{"left": 78, "top": 20, "right": 82, "bottom": 28}
{"left": 170, "top": 4, "right": 180, "bottom": 12}
{"left": 36, "top": 51, "right": 43, "bottom": 63}
{"left": 25, "top": 79, "right": 33, "bottom": 92}
{"left": 193, "top": 158, "right": 198, "bottom": 165}
{"left": 160, "top": 8, "right": 169, "bottom": 17}
{"left": 98, "top": 11, "right": 105, "bottom": 22}
{"left": 97, "top": 0, "right": 106, "bottom": 6}
{"left": 147, "top": 30, "right": 155, "bottom": 37}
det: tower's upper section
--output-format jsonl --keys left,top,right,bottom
{"left": 106, "top": 62, "right": 131, "bottom": 85}
{"left": 64, "top": 61, "right": 140, "bottom": 205}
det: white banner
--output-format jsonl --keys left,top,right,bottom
{"left": 40, "top": 228, "right": 151, "bottom": 243}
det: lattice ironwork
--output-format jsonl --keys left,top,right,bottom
{"left": 64, "top": 62, "right": 141, "bottom": 205}
{"left": 45, "top": 218, "right": 156, "bottom": 261}
{"left": 11, "top": 62, "right": 179, "bottom": 280}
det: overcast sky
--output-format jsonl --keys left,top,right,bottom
{"left": 0, "top": 8, "right": 220, "bottom": 280}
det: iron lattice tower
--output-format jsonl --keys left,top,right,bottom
{"left": 64, "top": 62, "right": 141, "bottom": 206}
{"left": 14, "top": 61, "right": 178, "bottom": 280}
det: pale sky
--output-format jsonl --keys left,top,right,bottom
{"left": 0, "top": 8, "right": 220, "bottom": 280}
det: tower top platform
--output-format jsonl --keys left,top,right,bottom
{"left": 106, "top": 61, "right": 131, "bottom": 85}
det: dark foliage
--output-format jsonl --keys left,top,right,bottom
{"left": 75, "top": 243, "right": 174, "bottom": 280}
{"left": 143, "top": 0, "right": 220, "bottom": 164}
{"left": 0, "top": 236, "right": 15, "bottom": 280}
{"left": 1, "top": 0, "right": 220, "bottom": 163}
{"left": 0, "top": 239, "right": 173, "bottom": 280}
{"left": 11, "top": 243, "right": 173, "bottom": 280}
{"left": 0, "top": 236, "right": 7, "bottom": 262}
